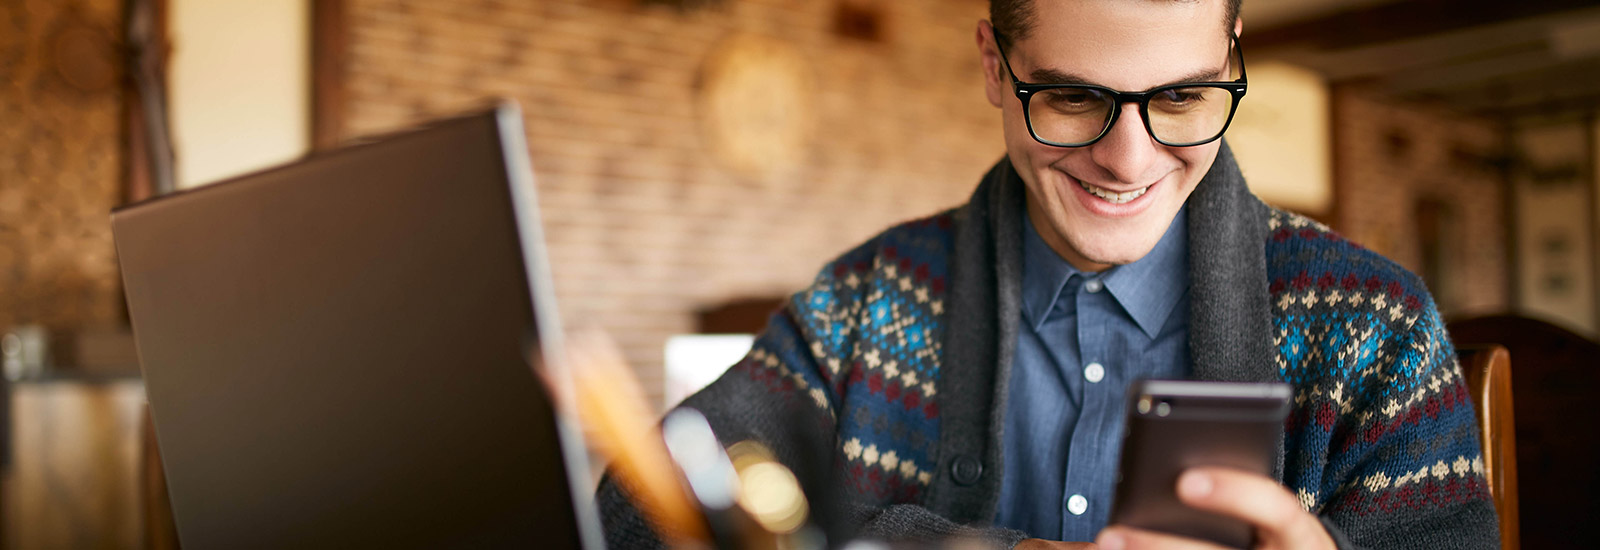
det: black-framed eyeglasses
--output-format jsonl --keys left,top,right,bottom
{"left": 993, "top": 31, "right": 1248, "bottom": 148}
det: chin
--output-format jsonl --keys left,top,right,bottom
{"left": 1073, "top": 235, "right": 1161, "bottom": 267}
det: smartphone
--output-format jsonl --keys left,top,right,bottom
{"left": 1107, "top": 379, "right": 1292, "bottom": 548}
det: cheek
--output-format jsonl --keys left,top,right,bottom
{"left": 1020, "top": 134, "right": 1078, "bottom": 169}
{"left": 1002, "top": 107, "right": 1033, "bottom": 150}
{"left": 1144, "top": 146, "right": 1216, "bottom": 206}
{"left": 1173, "top": 143, "right": 1220, "bottom": 182}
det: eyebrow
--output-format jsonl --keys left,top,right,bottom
{"left": 1027, "top": 66, "right": 1227, "bottom": 88}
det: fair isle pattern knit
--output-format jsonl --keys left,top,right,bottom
{"left": 745, "top": 208, "right": 1489, "bottom": 516}
{"left": 723, "top": 214, "right": 956, "bottom": 505}
{"left": 794, "top": 215, "right": 955, "bottom": 503}
{"left": 1266, "top": 211, "right": 1489, "bottom": 522}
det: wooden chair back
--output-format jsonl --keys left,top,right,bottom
{"left": 1457, "top": 345, "right": 1518, "bottom": 550}
{"left": 1449, "top": 314, "right": 1600, "bottom": 547}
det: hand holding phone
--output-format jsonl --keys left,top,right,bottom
{"left": 1106, "top": 380, "right": 1292, "bottom": 548}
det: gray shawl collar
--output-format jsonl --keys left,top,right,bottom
{"left": 924, "top": 143, "right": 1277, "bottom": 522}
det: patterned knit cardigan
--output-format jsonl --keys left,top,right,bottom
{"left": 598, "top": 145, "right": 1499, "bottom": 549}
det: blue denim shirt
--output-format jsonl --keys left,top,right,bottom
{"left": 994, "top": 207, "right": 1191, "bottom": 541}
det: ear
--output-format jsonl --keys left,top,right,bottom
{"left": 976, "top": 20, "right": 1005, "bottom": 109}
{"left": 1233, "top": 16, "right": 1243, "bottom": 38}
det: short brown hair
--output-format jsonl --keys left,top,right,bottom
{"left": 991, "top": 0, "right": 1242, "bottom": 46}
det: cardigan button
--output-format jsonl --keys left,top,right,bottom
{"left": 950, "top": 455, "right": 983, "bottom": 486}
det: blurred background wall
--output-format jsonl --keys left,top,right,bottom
{"left": 0, "top": 3, "right": 141, "bottom": 546}
{"left": 1332, "top": 90, "right": 1510, "bottom": 316}
{"left": 330, "top": 0, "right": 1007, "bottom": 406}
{"left": 2, "top": 0, "right": 308, "bottom": 548}
{"left": 169, "top": 0, "right": 309, "bottom": 189}
{"left": 0, "top": 0, "right": 125, "bottom": 341}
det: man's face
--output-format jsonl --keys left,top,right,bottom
{"left": 979, "top": 0, "right": 1239, "bottom": 272}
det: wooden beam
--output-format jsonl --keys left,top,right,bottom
{"left": 123, "top": 0, "right": 175, "bottom": 197}
{"left": 1587, "top": 118, "right": 1600, "bottom": 333}
{"left": 1376, "top": 44, "right": 1553, "bottom": 96}
{"left": 1499, "top": 118, "right": 1519, "bottom": 313}
{"left": 1250, "top": 0, "right": 1599, "bottom": 51}
{"left": 1470, "top": 92, "right": 1600, "bottom": 123}
{"left": 311, "top": 0, "right": 346, "bottom": 150}
{"left": 1431, "top": 57, "right": 1600, "bottom": 115}
{"left": 1270, "top": 19, "right": 1550, "bottom": 82}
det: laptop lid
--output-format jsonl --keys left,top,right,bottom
{"left": 113, "top": 104, "right": 602, "bottom": 549}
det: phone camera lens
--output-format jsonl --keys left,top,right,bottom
{"left": 1156, "top": 402, "right": 1171, "bottom": 417}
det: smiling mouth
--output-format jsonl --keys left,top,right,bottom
{"left": 1078, "top": 180, "right": 1150, "bottom": 204}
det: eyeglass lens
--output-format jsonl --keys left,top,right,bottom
{"left": 1029, "top": 85, "right": 1238, "bottom": 146}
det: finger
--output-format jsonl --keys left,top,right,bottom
{"left": 1096, "top": 526, "right": 1233, "bottom": 550}
{"left": 1012, "top": 538, "right": 1099, "bottom": 550}
{"left": 1175, "top": 467, "right": 1324, "bottom": 545}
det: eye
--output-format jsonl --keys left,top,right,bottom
{"left": 1156, "top": 89, "right": 1206, "bottom": 105}
{"left": 1040, "top": 88, "right": 1109, "bottom": 114}
{"left": 1150, "top": 87, "right": 1216, "bottom": 114}
{"left": 1055, "top": 91, "right": 1096, "bottom": 104}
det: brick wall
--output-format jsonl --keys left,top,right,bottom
{"left": 1332, "top": 87, "right": 1510, "bottom": 317}
{"left": 338, "top": 0, "right": 1004, "bottom": 408}
{"left": 0, "top": 0, "right": 126, "bottom": 335}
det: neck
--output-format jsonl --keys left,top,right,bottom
{"left": 1024, "top": 196, "right": 1113, "bottom": 273}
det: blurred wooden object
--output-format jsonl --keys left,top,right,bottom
{"left": 697, "top": 297, "right": 785, "bottom": 334}
{"left": 1457, "top": 345, "right": 1519, "bottom": 550}
{"left": 1, "top": 384, "right": 7, "bottom": 550}
{"left": 3, "top": 380, "right": 145, "bottom": 549}
{"left": 312, "top": 0, "right": 348, "bottom": 150}
{"left": 123, "top": 0, "right": 175, "bottom": 198}
{"left": 1, "top": 379, "right": 8, "bottom": 549}
{"left": 566, "top": 331, "right": 708, "bottom": 545}
{"left": 1449, "top": 314, "right": 1600, "bottom": 549}
{"left": 141, "top": 405, "right": 180, "bottom": 550}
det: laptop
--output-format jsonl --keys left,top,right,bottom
{"left": 113, "top": 103, "right": 603, "bottom": 549}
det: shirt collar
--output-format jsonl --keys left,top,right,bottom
{"left": 1021, "top": 208, "right": 1082, "bottom": 331}
{"left": 1020, "top": 207, "right": 1190, "bottom": 339}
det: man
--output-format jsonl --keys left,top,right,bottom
{"left": 599, "top": 0, "right": 1499, "bottom": 548}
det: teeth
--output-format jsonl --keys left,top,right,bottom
{"left": 1079, "top": 181, "right": 1149, "bottom": 204}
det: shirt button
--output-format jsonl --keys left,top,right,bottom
{"left": 1084, "top": 362, "right": 1105, "bottom": 383}
{"left": 1084, "top": 279, "right": 1104, "bottom": 293}
{"left": 1068, "top": 494, "right": 1089, "bottom": 516}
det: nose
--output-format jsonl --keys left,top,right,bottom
{"left": 1088, "top": 102, "right": 1160, "bottom": 185}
